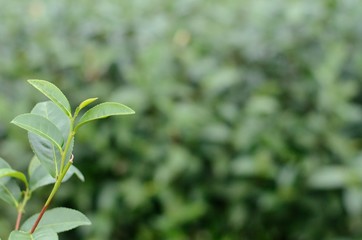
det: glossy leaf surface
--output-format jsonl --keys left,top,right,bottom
{"left": 11, "top": 113, "right": 63, "bottom": 152}
{"left": 0, "top": 168, "right": 28, "bottom": 188}
{"left": 29, "top": 101, "right": 72, "bottom": 176}
{"left": 28, "top": 80, "right": 71, "bottom": 117}
{"left": 31, "top": 101, "right": 71, "bottom": 140}
{"left": 75, "top": 102, "right": 135, "bottom": 130}
{"left": 21, "top": 207, "right": 91, "bottom": 233}
{"left": 77, "top": 97, "right": 98, "bottom": 112}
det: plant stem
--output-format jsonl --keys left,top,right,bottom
{"left": 30, "top": 115, "right": 76, "bottom": 234}
{"left": 30, "top": 155, "right": 74, "bottom": 234}
{"left": 29, "top": 203, "right": 49, "bottom": 234}
{"left": 15, "top": 189, "right": 31, "bottom": 230}
{"left": 15, "top": 210, "right": 22, "bottom": 230}
{"left": 59, "top": 129, "right": 75, "bottom": 174}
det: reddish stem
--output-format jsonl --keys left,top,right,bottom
{"left": 30, "top": 204, "right": 49, "bottom": 234}
{"left": 15, "top": 210, "right": 22, "bottom": 230}
{"left": 30, "top": 155, "right": 74, "bottom": 234}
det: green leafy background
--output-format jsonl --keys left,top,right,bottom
{"left": 1, "top": 0, "right": 362, "bottom": 239}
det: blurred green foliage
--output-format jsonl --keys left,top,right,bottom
{"left": 1, "top": 0, "right": 362, "bottom": 239}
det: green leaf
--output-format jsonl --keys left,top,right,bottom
{"left": 28, "top": 79, "right": 71, "bottom": 117}
{"left": 33, "top": 229, "right": 58, "bottom": 240}
{"left": 28, "top": 156, "right": 51, "bottom": 190}
{"left": 8, "top": 231, "right": 30, "bottom": 240}
{"left": 0, "top": 181, "right": 21, "bottom": 207}
{"left": 74, "top": 97, "right": 98, "bottom": 119}
{"left": 11, "top": 113, "right": 64, "bottom": 153}
{"left": 31, "top": 101, "right": 71, "bottom": 140}
{"left": 0, "top": 168, "right": 28, "bottom": 188}
{"left": 29, "top": 156, "right": 84, "bottom": 191}
{"left": 0, "top": 157, "right": 11, "bottom": 184}
{"left": 78, "top": 97, "right": 98, "bottom": 111}
{"left": 21, "top": 207, "right": 91, "bottom": 233}
{"left": 75, "top": 102, "right": 135, "bottom": 131}
{"left": 9, "top": 229, "right": 58, "bottom": 240}
{"left": 0, "top": 159, "right": 22, "bottom": 207}
{"left": 308, "top": 166, "right": 347, "bottom": 189}
{"left": 29, "top": 102, "right": 72, "bottom": 176}
{"left": 28, "top": 134, "right": 61, "bottom": 177}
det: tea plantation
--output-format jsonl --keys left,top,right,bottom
{"left": 1, "top": 1, "right": 362, "bottom": 239}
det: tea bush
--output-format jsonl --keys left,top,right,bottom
{"left": 1, "top": 0, "right": 362, "bottom": 239}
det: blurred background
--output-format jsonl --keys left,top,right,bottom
{"left": 1, "top": 0, "right": 362, "bottom": 239}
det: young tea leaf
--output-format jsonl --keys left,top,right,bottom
{"left": 11, "top": 113, "right": 64, "bottom": 153}
{"left": 0, "top": 168, "right": 24, "bottom": 206}
{"left": 78, "top": 97, "right": 98, "bottom": 111}
{"left": 31, "top": 101, "right": 71, "bottom": 141}
{"left": 29, "top": 101, "right": 72, "bottom": 177}
{"left": 0, "top": 181, "right": 20, "bottom": 207}
{"left": 73, "top": 97, "right": 98, "bottom": 119}
{"left": 21, "top": 207, "right": 91, "bottom": 233}
{"left": 0, "top": 157, "right": 11, "bottom": 184}
{"left": 28, "top": 80, "right": 71, "bottom": 117}
{"left": 75, "top": 102, "right": 135, "bottom": 131}
{"left": 0, "top": 168, "right": 28, "bottom": 188}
